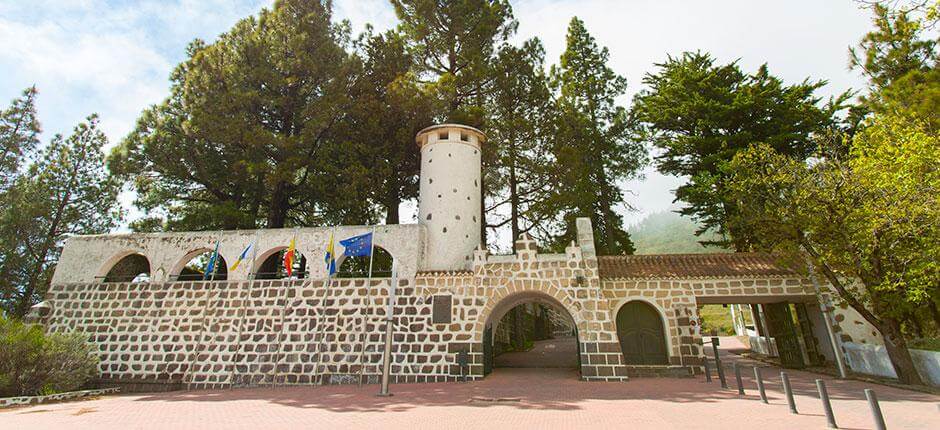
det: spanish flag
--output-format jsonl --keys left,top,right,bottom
{"left": 283, "top": 236, "right": 297, "bottom": 277}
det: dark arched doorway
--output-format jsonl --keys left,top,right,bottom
{"left": 254, "top": 248, "right": 307, "bottom": 280}
{"left": 173, "top": 249, "right": 228, "bottom": 281}
{"left": 616, "top": 301, "right": 669, "bottom": 365}
{"left": 103, "top": 253, "right": 151, "bottom": 283}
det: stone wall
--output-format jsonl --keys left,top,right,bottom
{"left": 41, "top": 221, "right": 641, "bottom": 388}
{"left": 41, "top": 214, "right": 878, "bottom": 388}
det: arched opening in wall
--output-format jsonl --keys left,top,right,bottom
{"left": 483, "top": 292, "right": 579, "bottom": 375}
{"left": 254, "top": 247, "right": 308, "bottom": 280}
{"left": 615, "top": 301, "right": 669, "bottom": 365}
{"left": 172, "top": 249, "right": 228, "bottom": 281}
{"left": 102, "top": 253, "right": 151, "bottom": 283}
{"left": 335, "top": 246, "right": 393, "bottom": 278}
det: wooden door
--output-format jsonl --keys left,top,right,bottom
{"left": 616, "top": 301, "right": 669, "bottom": 365}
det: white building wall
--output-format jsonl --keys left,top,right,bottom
{"left": 52, "top": 224, "right": 426, "bottom": 284}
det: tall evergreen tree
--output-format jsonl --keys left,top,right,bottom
{"left": 850, "top": 3, "right": 937, "bottom": 91}
{"left": 546, "top": 18, "right": 645, "bottom": 255}
{"left": 851, "top": 3, "right": 939, "bottom": 132}
{"left": 345, "top": 29, "right": 433, "bottom": 225}
{"left": 0, "top": 87, "right": 40, "bottom": 191}
{"left": 0, "top": 115, "right": 122, "bottom": 316}
{"left": 109, "top": 0, "right": 362, "bottom": 231}
{"left": 485, "top": 39, "right": 555, "bottom": 247}
{"left": 392, "top": 0, "right": 518, "bottom": 248}
{"left": 631, "top": 52, "right": 848, "bottom": 250}
{"left": 390, "top": 0, "right": 517, "bottom": 126}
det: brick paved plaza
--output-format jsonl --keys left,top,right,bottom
{"left": 3, "top": 339, "right": 938, "bottom": 430}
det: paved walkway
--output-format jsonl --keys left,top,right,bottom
{"left": 494, "top": 336, "right": 579, "bottom": 368}
{"left": 3, "top": 339, "right": 938, "bottom": 429}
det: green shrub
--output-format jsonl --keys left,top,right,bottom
{"left": 0, "top": 316, "right": 98, "bottom": 397}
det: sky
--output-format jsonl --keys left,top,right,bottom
{"left": 0, "top": 0, "right": 876, "bottom": 241}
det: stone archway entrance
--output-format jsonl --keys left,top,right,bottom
{"left": 482, "top": 290, "right": 580, "bottom": 375}
{"left": 616, "top": 301, "right": 669, "bottom": 365}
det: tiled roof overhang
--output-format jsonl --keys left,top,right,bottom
{"left": 597, "top": 253, "right": 798, "bottom": 280}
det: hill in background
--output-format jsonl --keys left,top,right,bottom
{"left": 628, "top": 211, "right": 729, "bottom": 255}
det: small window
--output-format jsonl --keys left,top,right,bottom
{"left": 460, "top": 132, "right": 469, "bottom": 142}
{"left": 438, "top": 131, "right": 448, "bottom": 140}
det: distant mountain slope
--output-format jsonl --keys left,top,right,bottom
{"left": 628, "top": 211, "right": 729, "bottom": 255}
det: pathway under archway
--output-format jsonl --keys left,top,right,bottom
{"left": 482, "top": 289, "right": 581, "bottom": 376}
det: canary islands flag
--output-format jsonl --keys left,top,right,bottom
{"left": 229, "top": 240, "right": 254, "bottom": 272}
{"left": 283, "top": 237, "right": 297, "bottom": 277}
{"left": 324, "top": 232, "right": 337, "bottom": 276}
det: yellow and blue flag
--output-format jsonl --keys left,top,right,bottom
{"left": 229, "top": 240, "right": 254, "bottom": 272}
{"left": 324, "top": 232, "right": 337, "bottom": 276}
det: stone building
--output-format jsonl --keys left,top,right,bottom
{"left": 31, "top": 124, "right": 877, "bottom": 390}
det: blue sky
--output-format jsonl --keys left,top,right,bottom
{"left": 0, "top": 0, "right": 875, "bottom": 241}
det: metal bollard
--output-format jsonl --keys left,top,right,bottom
{"left": 703, "top": 359, "right": 712, "bottom": 382}
{"left": 733, "top": 362, "right": 745, "bottom": 395}
{"left": 711, "top": 337, "right": 727, "bottom": 389}
{"left": 754, "top": 366, "right": 768, "bottom": 404}
{"left": 781, "top": 372, "right": 798, "bottom": 414}
{"left": 816, "top": 379, "right": 837, "bottom": 428}
{"left": 865, "top": 389, "right": 887, "bottom": 430}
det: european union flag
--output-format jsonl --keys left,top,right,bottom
{"left": 340, "top": 232, "right": 373, "bottom": 257}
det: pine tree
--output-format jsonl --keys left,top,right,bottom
{"left": 485, "top": 39, "right": 555, "bottom": 246}
{"left": 391, "top": 0, "right": 517, "bottom": 126}
{"left": 546, "top": 18, "right": 645, "bottom": 255}
{"left": 109, "top": 0, "right": 362, "bottom": 231}
{"left": 345, "top": 29, "right": 433, "bottom": 225}
{"left": 1, "top": 115, "right": 122, "bottom": 316}
{"left": 0, "top": 87, "right": 41, "bottom": 191}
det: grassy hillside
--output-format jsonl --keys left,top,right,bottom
{"left": 628, "top": 211, "right": 729, "bottom": 255}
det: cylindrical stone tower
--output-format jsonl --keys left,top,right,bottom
{"left": 416, "top": 124, "right": 485, "bottom": 271}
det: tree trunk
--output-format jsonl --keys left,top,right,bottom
{"left": 384, "top": 177, "right": 400, "bottom": 225}
{"left": 508, "top": 142, "right": 520, "bottom": 247}
{"left": 479, "top": 163, "right": 487, "bottom": 250}
{"left": 266, "top": 181, "right": 289, "bottom": 228}
{"left": 880, "top": 317, "right": 924, "bottom": 385}
{"left": 800, "top": 241, "right": 924, "bottom": 385}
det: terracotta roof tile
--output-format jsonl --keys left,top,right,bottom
{"left": 597, "top": 253, "right": 796, "bottom": 279}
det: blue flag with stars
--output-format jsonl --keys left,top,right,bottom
{"left": 340, "top": 232, "right": 373, "bottom": 257}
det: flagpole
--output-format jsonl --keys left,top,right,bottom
{"left": 358, "top": 226, "right": 377, "bottom": 387}
{"left": 188, "top": 230, "right": 222, "bottom": 388}
{"left": 229, "top": 230, "right": 260, "bottom": 388}
{"left": 273, "top": 227, "right": 300, "bottom": 387}
{"left": 312, "top": 227, "right": 336, "bottom": 386}
{"left": 377, "top": 260, "right": 397, "bottom": 397}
